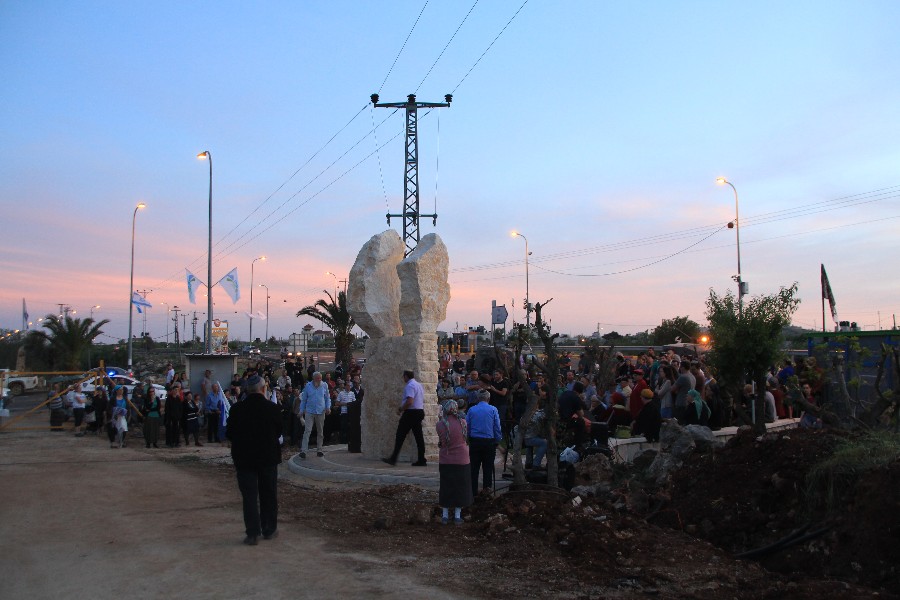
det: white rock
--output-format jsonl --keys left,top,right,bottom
{"left": 397, "top": 234, "right": 450, "bottom": 335}
{"left": 348, "top": 230, "right": 404, "bottom": 339}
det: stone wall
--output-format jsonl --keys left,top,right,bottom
{"left": 348, "top": 230, "right": 449, "bottom": 461}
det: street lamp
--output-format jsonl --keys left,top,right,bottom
{"left": 325, "top": 271, "right": 338, "bottom": 299}
{"left": 510, "top": 231, "right": 531, "bottom": 331}
{"left": 197, "top": 150, "right": 213, "bottom": 353}
{"left": 127, "top": 202, "right": 146, "bottom": 372}
{"left": 250, "top": 255, "right": 266, "bottom": 343}
{"left": 90, "top": 305, "right": 100, "bottom": 320}
{"left": 716, "top": 177, "right": 745, "bottom": 314}
{"left": 258, "top": 284, "right": 270, "bottom": 344}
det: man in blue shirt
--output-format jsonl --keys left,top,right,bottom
{"left": 466, "top": 389, "right": 502, "bottom": 497}
{"left": 299, "top": 371, "right": 331, "bottom": 459}
{"left": 383, "top": 370, "right": 427, "bottom": 467}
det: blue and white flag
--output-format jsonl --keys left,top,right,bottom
{"left": 186, "top": 269, "right": 203, "bottom": 304}
{"left": 217, "top": 267, "right": 240, "bottom": 304}
{"left": 132, "top": 292, "right": 152, "bottom": 314}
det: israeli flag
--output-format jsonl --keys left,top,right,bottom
{"left": 132, "top": 292, "right": 152, "bottom": 314}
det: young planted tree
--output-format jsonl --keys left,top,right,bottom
{"left": 34, "top": 314, "right": 110, "bottom": 370}
{"left": 705, "top": 284, "right": 800, "bottom": 434}
{"left": 507, "top": 301, "right": 561, "bottom": 487}
{"left": 296, "top": 290, "right": 356, "bottom": 369}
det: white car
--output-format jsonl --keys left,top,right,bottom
{"left": 80, "top": 375, "right": 168, "bottom": 401}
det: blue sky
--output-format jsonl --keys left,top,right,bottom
{"left": 2, "top": 1, "right": 898, "bottom": 343}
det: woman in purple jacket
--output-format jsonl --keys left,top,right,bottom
{"left": 435, "top": 399, "right": 473, "bottom": 525}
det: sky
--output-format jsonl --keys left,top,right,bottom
{"left": 1, "top": 0, "right": 899, "bottom": 345}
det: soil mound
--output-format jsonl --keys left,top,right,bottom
{"left": 661, "top": 428, "right": 900, "bottom": 593}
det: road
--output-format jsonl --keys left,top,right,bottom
{"left": 0, "top": 393, "right": 462, "bottom": 600}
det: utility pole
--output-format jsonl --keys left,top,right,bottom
{"left": 192, "top": 312, "right": 199, "bottom": 350}
{"left": 172, "top": 305, "right": 181, "bottom": 348}
{"left": 339, "top": 278, "right": 348, "bottom": 295}
{"left": 371, "top": 92, "right": 452, "bottom": 256}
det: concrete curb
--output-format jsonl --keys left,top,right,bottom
{"left": 285, "top": 449, "right": 439, "bottom": 488}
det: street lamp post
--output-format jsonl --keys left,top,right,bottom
{"left": 716, "top": 177, "right": 744, "bottom": 314}
{"left": 325, "top": 271, "right": 338, "bottom": 300}
{"left": 88, "top": 305, "right": 100, "bottom": 368}
{"left": 511, "top": 231, "right": 531, "bottom": 331}
{"left": 250, "top": 255, "right": 266, "bottom": 344}
{"left": 197, "top": 150, "right": 213, "bottom": 353}
{"left": 258, "top": 284, "right": 270, "bottom": 344}
{"left": 127, "top": 202, "right": 146, "bottom": 372}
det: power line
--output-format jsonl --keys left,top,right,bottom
{"left": 449, "top": 213, "right": 900, "bottom": 285}
{"left": 451, "top": 188, "right": 900, "bottom": 274}
{"left": 529, "top": 225, "right": 728, "bottom": 277}
{"left": 379, "top": 0, "right": 430, "bottom": 93}
{"left": 150, "top": 0, "right": 533, "bottom": 293}
{"left": 414, "top": 0, "right": 479, "bottom": 93}
{"left": 452, "top": 0, "right": 529, "bottom": 93}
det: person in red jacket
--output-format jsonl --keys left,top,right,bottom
{"left": 628, "top": 369, "right": 649, "bottom": 420}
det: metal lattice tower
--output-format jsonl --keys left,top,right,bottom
{"left": 371, "top": 93, "right": 452, "bottom": 256}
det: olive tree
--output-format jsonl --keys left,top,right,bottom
{"left": 705, "top": 283, "right": 800, "bottom": 434}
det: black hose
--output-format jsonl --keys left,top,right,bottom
{"left": 736, "top": 523, "right": 832, "bottom": 560}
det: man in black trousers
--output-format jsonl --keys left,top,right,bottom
{"left": 226, "top": 374, "right": 283, "bottom": 546}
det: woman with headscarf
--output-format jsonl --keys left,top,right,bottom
{"left": 683, "top": 389, "right": 711, "bottom": 427}
{"left": 435, "top": 399, "right": 473, "bottom": 525}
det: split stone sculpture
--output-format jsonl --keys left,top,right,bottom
{"left": 348, "top": 230, "right": 450, "bottom": 461}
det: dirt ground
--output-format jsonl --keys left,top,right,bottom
{"left": 0, "top": 427, "right": 461, "bottom": 600}
{"left": 2, "top": 401, "right": 897, "bottom": 599}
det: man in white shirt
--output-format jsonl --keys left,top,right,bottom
{"left": 165, "top": 363, "right": 175, "bottom": 386}
{"left": 67, "top": 384, "right": 87, "bottom": 437}
{"left": 382, "top": 370, "right": 427, "bottom": 467}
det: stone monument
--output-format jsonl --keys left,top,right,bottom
{"left": 348, "top": 230, "right": 450, "bottom": 461}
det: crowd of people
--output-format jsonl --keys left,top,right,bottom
{"left": 431, "top": 348, "right": 828, "bottom": 474}
{"left": 47, "top": 357, "right": 366, "bottom": 454}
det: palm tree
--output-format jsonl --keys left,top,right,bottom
{"left": 296, "top": 290, "right": 355, "bottom": 370}
{"left": 35, "top": 314, "right": 109, "bottom": 370}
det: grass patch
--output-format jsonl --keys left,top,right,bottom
{"left": 806, "top": 432, "right": 900, "bottom": 511}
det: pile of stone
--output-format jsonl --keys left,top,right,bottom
{"left": 640, "top": 421, "right": 724, "bottom": 486}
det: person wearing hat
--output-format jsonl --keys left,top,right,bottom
{"left": 631, "top": 387, "right": 661, "bottom": 442}
{"left": 226, "top": 374, "right": 283, "bottom": 546}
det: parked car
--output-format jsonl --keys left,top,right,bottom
{"left": 80, "top": 374, "right": 167, "bottom": 401}
{"left": 0, "top": 368, "right": 40, "bottom": 396}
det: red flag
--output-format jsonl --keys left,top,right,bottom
{"left": 821, "top": 264, "right": 837, "bottom": 321}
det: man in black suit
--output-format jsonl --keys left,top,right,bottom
{"left": 226, "top": 374, "right": 283, "bottom": 546}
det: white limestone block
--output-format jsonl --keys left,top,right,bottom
{"left": 397, "top": 234, "right": 450, "bottom": 335}
{"left": 348, "top": 230, "right": 404, "bottom": 339}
